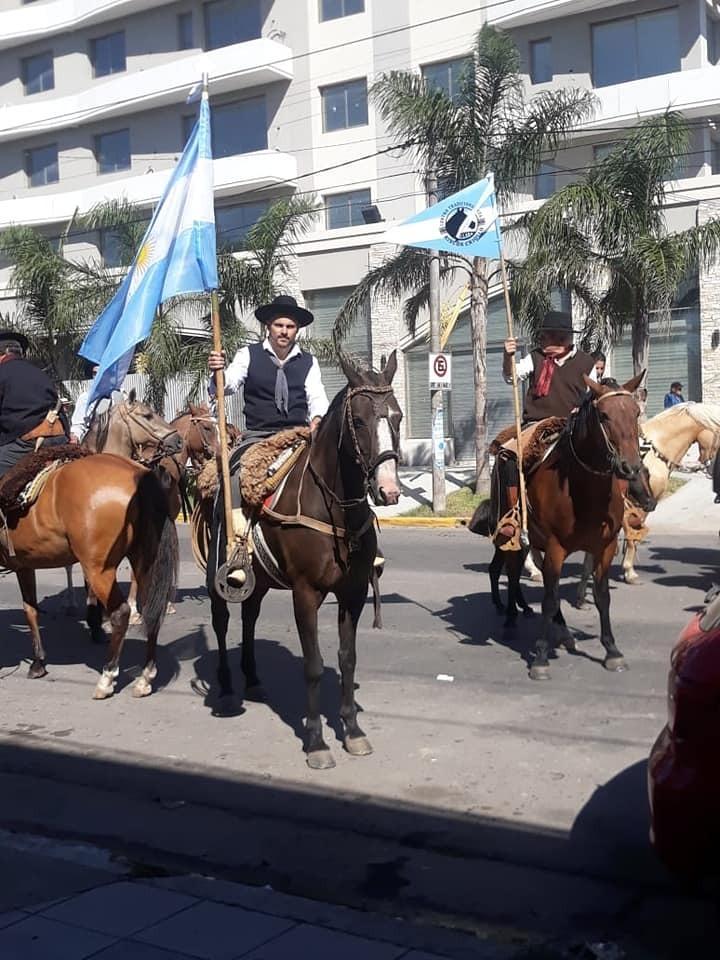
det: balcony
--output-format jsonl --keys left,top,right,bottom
{"left": 487, "top": 0, "right": 629, "bottom": 28}
{"left": 0, "top": 150, "right": 297, "bottom": 229}
{"left": 0, "top": 0, "right": 177, "bottom": 51}
{"left": 0, "top": 38, "right": 293, "bottom": 144}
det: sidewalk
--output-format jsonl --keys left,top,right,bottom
{"left": 374, "top": 467, "right": 475, "bottom": 519}
{"left": 645, "top": 469, "right": 718, "bottom": 534}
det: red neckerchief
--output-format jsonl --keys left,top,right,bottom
{"left": 533, "top": 347, "right": 572, "bottom": 398}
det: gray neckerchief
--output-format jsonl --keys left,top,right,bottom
{"left": 268, "top": 352, "right": 289, "bottom": 416}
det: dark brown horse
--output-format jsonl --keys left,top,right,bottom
{"left": 500, "top": 374, "right": 655, "bottom": 680}
{"left": 205, "top": 353, "right": 402, "bottom": 768}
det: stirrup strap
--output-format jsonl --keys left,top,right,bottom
{"left": 493, "top": 504, "right": 522, "bottom": 552}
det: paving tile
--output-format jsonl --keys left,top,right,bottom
{"left": 40, "top": 881, "right": 197, "bottom": 937}
{"left": 239, "top": 923, "right": 406, "bottom": 960}
{"left": 0, "top": 914, "right": 115, "bottom": 960}
{"left": 137, "top": 900, "right": 294, "bottom": 960}
{"left": 94, "top": 940, "right": 199, "bottom": 959}
{"left": 0, "top": 910, "right": 27, "bottom": 930}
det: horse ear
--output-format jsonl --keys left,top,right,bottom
{"left": 583, "top": 374, "right": 602, "bottom": 397}
{"left": 381, "top": 350, "right": 398, "bottom": 385}
{"left": 622, "top": 370, "right": 646, "bottom": 394}
{"left": 339, "top": 351, "right": 363, "bottom": 388}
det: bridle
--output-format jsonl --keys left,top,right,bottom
{"left": 184, "top": 414, "right": 218, "bottom": 468}
{"left": 567, "top": 390, "right": 640, "bottom": 478}
{"left": 117, "top": 403, "right": 181, "bottom": 467}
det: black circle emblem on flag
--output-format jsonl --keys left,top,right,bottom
{"left": 440, "top": 202, "right": 490, "bottom": 247}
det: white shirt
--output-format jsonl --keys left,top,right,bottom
{"left": 70, "top": 389, "right": 122, "bottom": 441}
{"left": 505, "top": 346, "right": 599, "bottom": 384}
{"left": 211, "top": 339, "right": 330, "bottom": 421}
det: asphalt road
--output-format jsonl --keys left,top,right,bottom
{"left": 0, "top": 525, "right": 717, "bottom": 955}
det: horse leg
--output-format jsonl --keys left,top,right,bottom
{"left": 489, "top": 548, "right": 505, "bottom": 613}
{"left": 524, "top": 547, "right": 543, "bottom": 583}
{"left": 86, "top": 584, "right": 105, "bottom": 644}
{"left": 531, "top": 540, "right": 564, "bottom": 681}
{"left": 86, "top": 570, "right": 130, "bottom": 700}
{"left": 553, "top": 605, "right": 577, "bottom": 653}
{"left": 623, "top": 537, "right": 640, "bottom": 584}
{"left": 593, "top": 542, "right": 627, "bottom": 672}
{"left": 574, "top": 552, "right": 594, "bottom": 609}
{"left": 127, "top": 573, "right": 142, "bottom": 626}
{"left": 241, "top": 585, "right": 269, "bottom": 699}
{"left": 503, "top": 549, "right": 524, "bottom": 628}
{"left": 61, "top": 565, "right": 78, "bottom": 616}
{"left": 293, "top": 583, "right": 333, "bottom": 769}
{"left": 16, "top": 569, "right": 47, "bottom": 679}
{"left": 210, "top": 587, "right": 236, "bottom": 701}
{"left": 337, "top": 586, "right": 372, "bottom": 757}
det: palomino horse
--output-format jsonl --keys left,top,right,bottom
{"left": 2, "top": 452, "right": 177, "bottom": 698}
{"left": 499, "top": 374, "right": 655, "bottom": 680}
{"left": 204, "top": 353, "right": 402, "bottom": 769}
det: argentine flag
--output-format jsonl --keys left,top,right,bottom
{"left": 80, "top": 90, "right": 218, "bottom": 404}
{"left": 383, "top": 174, "right": 501, "bottom": 258}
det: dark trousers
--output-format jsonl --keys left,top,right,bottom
{"left": 0, "top": 436, "right": 67, "bottom": 479}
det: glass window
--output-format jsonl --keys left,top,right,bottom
{"left": 529, "top": 38, "right": 552, "bottom": 84}
{"left": 710, "top": 18, "right": 720, "bottom": 65}
{"left": 422, "top": 58, "right": 469, "bottom": 102}
{"left": 204, "top": 0, "right": 261, "bottom": 50}
{"left": 325, "top": 189, "right": 371, "bottom": 229}
{"left": 216, "top": 201, "right": 269, "bottom": 251}
{"left": 90, "top": 31, "right": 126, "bottom": 78}
{"left": 25, "top": 144, "right": 58, "bottom": 187}
{"left": 320, "top": 0, "right": 364, "bottom": 21}
{"left": 99, "top": 229, "right": 127, "bottom": 268}
{"left": 592, "top": 9, "right": 679, "bottom": 87}
{"left": 535, "top": 162, "right": 556, "bottom": 199}
{"left": 593, "top": 141, "right": 620, "bottom": 161}
{"left": 22, "top": 51, "right": 54, "bottom": 95}
{"left": 321, "top": 79, "right": 368, "bottom": 132}
{"left": 95, "top": 129, "right": 131, "bottom": 174}
{"left": 213, "top": 97, "right": 266, "bottom": 156}
{"left": 178, "top": 12, "right": 193, "bottom": 50}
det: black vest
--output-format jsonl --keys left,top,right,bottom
{"left": 523, "top": 349, "right": 595, "bottom": 422}
{"left": 0, "top": 357, "right": 59, "bottom": 444}
{"left": 243, "top": 342, "right": 313, "bottom": 431}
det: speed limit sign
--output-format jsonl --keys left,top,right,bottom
{"left": 429, "top": 352, "right": 452, "bottom": 391}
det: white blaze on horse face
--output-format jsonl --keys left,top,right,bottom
{"left": 375, "top": 417, "right": 400, "bottom": 504}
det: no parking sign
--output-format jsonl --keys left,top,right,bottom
{"left": 429, "top": 352, "right": 452, "bottom": 391}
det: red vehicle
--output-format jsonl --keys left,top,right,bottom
{"left": 648, "top": 589, "right": 720, "bottom": 874}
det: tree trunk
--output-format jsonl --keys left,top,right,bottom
{"left": 631, "top": 313, "right": 650, "bottom": 379}
{"left": 471, "top": 257, "right": 490, "bottom": 495}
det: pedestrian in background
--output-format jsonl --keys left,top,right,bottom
{"left": 664, "top": 381, "right": 684, "bottom": 408}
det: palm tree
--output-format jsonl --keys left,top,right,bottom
{"left": 513, "top": 112, "right": 720, "bottom": 375}
{"left": 334, "top": 25, "right": 596, "bottom": 490}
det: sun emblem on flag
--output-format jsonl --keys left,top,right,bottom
{"left": 134, "top": 238, "right": 155, "bottom": 278}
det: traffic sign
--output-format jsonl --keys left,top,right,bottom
{"left": 429, "top": 352, "right": 452, "bottom": 391}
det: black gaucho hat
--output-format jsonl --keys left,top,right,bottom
{"left": 0, "top": 329, "right": 29, "bottom": 352}
{"left": 539, "top": 310, "right": 573, "bottom": 333}
{"left": 255, "top": 294, "right": 314, "bottom": 328}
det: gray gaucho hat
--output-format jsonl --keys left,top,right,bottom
{"left": 539, "top": 310, "right": 573, "bottom": 333}
{"left": 255, "top": 294, "right": 314, "bottom": 328}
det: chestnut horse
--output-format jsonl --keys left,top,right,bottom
{"left": 204, "top": 353, "right": 402, "bottom": 769}
{"left": 3, "top": 454, "right": 177, "bottom": 699}
{"left": 500, "top": 374, "right": 655, "bottom": 680}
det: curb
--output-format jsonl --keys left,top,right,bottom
{"left": 378, "top": 516, "right": 468, "bottom": 528}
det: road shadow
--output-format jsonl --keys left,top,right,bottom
{"left": 641, "top": 544, "right": 719, "bottom": 592}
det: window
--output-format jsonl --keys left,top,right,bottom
{"left": 321, "top": 78, "right": 368, "bottom": 132}
{"left": 204, "top": 0, "right": 261, "bottom": 50}
{"left": 216, "top": 201, "right": 269, "bottom": 251}
{"left": 25, "top": 144, "right": 58, "bottom": 187}
{"left": 22, "top": 51, "right": 54, "bottom": 95}
{"left": 592, "top": 9, "right": 680, "bottom": 88}
{"left": 325, "top": 189, "right": 371, "bottom": 229}
{"left": 178, "top": 12, "right": 193, "bottom": 50}
{"left": 529, "top": 38, "right": 552, "bottom": 84}
{"left": 320, "top": 0, "right": 364, "bottom": 22}
{"left": 90, "top": 31, "right": 126, "bottom": 78}
{"left": 95, "top": 129, "right": 130, "bottom": 174}
{"left": 709, "top": 18, "right": 720, "bottom": 65}
{"left": 213, "top": 97, "right": 266, "bottom": 156}
{"left": 422, "top": 58, "right": 469, "bottom": 102}
{"left": 593, "top": 142, "right": 619, "bottom": 162}
{"left": 304, "top": 287, "right": 370, "bottom": 400}
{"left": 182, "top": 113, "right": 196, "bottom": 145}
{"left": 100, "top": 229, "right": 125, "bottom": 268}
{"left": 534, "top": 162, "right": 556, "bottom": 199}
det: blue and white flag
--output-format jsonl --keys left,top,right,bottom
{"left": 383, "top": 174, "right": 501, "bottom": 258}
{"left": 80, "top": 90, "right": 218, "bottom": 403}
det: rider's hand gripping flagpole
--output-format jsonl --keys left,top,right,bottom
{"left": 498, "top": 251, "right": 529, "bottom": 549}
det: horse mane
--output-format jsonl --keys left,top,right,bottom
{"left": 89, "top": 406, "right": 112, "bottom": 452}
{"left": 650, "top": 400, "right": 720, "bottom": 434}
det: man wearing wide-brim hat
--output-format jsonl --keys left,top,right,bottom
{"left": 0, "top": 330, "right": 69, "bottom": 477}
{"left": 208, "top": 294, "right": 329, "bottom": 434}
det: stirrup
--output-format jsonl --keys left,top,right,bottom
{"left": 493, "top": 505, "right": 522, "bottom": 552}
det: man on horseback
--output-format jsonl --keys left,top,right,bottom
{"left": 493, "top": 310, "right": 596, "bottom": 547}
{"left": 0, "top": 331, "right": 69, "bottom": 478}
{"left": 70, "top": 362, "right": 123, "bottom": 444}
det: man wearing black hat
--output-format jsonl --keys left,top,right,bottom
{"left": 493, "top": 310, "right": 596, "bottom": 546}
{"left": 0, "top": 330, "right": 69, "bottom": 478}
{"left": 208, "top": 294, "right": 329, "bottom": 433}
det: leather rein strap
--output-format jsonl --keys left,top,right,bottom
{"left": 567, "top": 389, "right": 639, "bottom": 477}
{"left": 639, "top": 426, "right": 682, "bottom": 472}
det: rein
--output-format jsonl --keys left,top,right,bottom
{"left": 567, "top": 390, "right": 637, "bottom": 478}
{"left": 118, "top": 404, "right": 179, "bottom": 467}
{"left": 639, "top": 427, "right": 682, "bottom": 473}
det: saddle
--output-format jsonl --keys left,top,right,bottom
{"left": 491, "top": 417, "right": 566, "bottom": 474}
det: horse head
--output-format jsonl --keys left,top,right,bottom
{"left": 579, "top": 372, "right": 647, "bottom": 488}
{"left": 184, "top": 404, "right": 220, "bottom": 467}
{"left": 338, "top": 350, "right": 403, "bottom": 506}
{"left": 119, "top": 395, "right": 183, "bottom": 464}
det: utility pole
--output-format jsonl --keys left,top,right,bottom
{"left": 426, "top": 172, "right": 446, "bottom": 513}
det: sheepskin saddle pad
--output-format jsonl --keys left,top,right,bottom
{"left": 0, "top": 445, "right": 92, "bottom": 513}
{"left": 490, "top": 417, "right": 566, "bottom": 474}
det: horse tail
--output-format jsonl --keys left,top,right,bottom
{"left": 130, "top": 471, "right": 179, "bottom": 638}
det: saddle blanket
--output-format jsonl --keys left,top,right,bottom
{"left": 490, "top": 417, "right": 565, "bottom": 475}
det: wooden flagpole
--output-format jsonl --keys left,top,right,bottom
{"left": 211, "top": 290, "right": 237, "bottom": 556}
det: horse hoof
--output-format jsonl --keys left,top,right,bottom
{"left": 27, "top": 661, "right": 47, "bottom": 680}
{"left": 131, "top": 678, "right": 152, "bottom": 698}
{"left": 604, "top": 656, "right": 627, "bottom": 672}
{"left": 624, "top": 576, "right": 640, "bottom": 585}
{"left": 306, "top": 749, "right": 336, "bottom": 770}
{"left": 92, "top": 685, "right": 114, "bottom": 700}
{"left": 167, "top": 603, "right": 177, "bottom": 615}
{"left": 561, "top": 637, "right": 577, "bottom": 653}
{"left": 345, "top": 736, "right": 373, "bottom": 757}
{"left": 529, "top": 664, "right": 550, "bottom": 681}
{"left": 244, "top": 684, "right": 266, "bottom": 703}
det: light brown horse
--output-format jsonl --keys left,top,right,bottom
{"left": 4, "top": 453, "right": 178, "bottom": 699}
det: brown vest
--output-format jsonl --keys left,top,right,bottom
{"left": 523, "top": 349, "right": 595, "bottom": 422}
